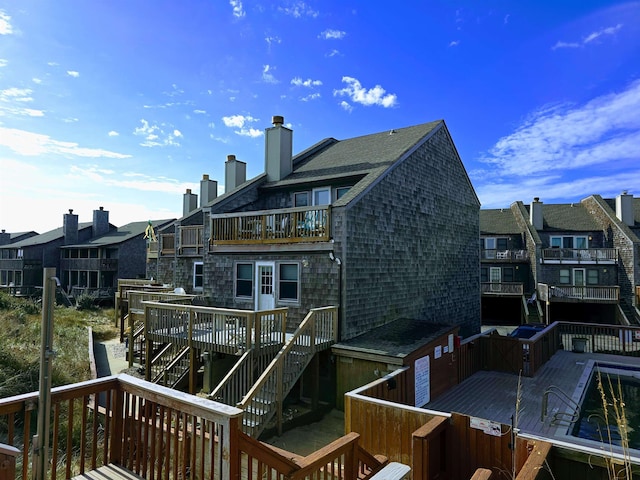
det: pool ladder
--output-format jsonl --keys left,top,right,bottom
{"left": 541, "top": 385, "right": 581, "bottom": 426}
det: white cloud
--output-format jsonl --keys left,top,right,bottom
{"left": 301, "top": 93, "right": 321, "bottom": 102}
{"left": 552, "top": 23, "right": 623, "bottom": 50}
{"left": 262, "top": 64, "right": 278, "bottom": 84}
{"left": 504, "top": 14, "right": 510, "bottom": 25}
{"left": 326, "top": 49, "right": 340, "bottom": 58}
{"left": 62, "top": 117, "right": 79, "bottom": 123}
{"left": 479, "top": 80, "right": 640, "bottom": 177}
{"left": 163, "top": 84, "right": 184, "bottom": 97}
{"left": 222, "top": 114, "right": 263, "bottom": 137}
{"left": 0, "top": 59, "right": 7, "bottom": 67}
{"left": 133, "top": 119, "right": 182, "bottom": 147}
{"left": 32, "top": 77, "right": 42, "bottom": 84}
{"left": 333, "top": 76, "right": 398, "bottom": 108}
{"left": 339, "top": 101, "right": 353, "bottom": 112}
{"left": 0, "top": 127, "right": 131, "bottom": 158}
{"left": 193, "top": 109, "right": 207, "bottom": 114}
{"left": 449, "top": 40, "right": 460, "bottom": 47}
{"left": 291, "top": 77, "right": 322, "bottom": 87}
{"left": 265, "top": 35, "right": 281, "bottom": 46}
{"left": 67, "top": 70, "right": 80, "bottom": 78}
{"left": 319, "top": 29, "right": 346, "bottom": 40}
{"left": 0, "top": 10, "right": 13, "bottom": 35}
{"left": 108, "top": 131, "right": 119, "bottom": 137}
{"left": 0, "top": 87, "right": 33, "bottom": 102}
{"left": 230, "top": 0, "right": 245, "bottom": 18}
{"left": 279, "top": 2, "right": 319, "bottom": 18}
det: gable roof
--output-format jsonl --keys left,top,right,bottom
{"left": 0, "top": 223, "right": 93, "bottom": 249}
{"left": 523, "top": 203, "right": 600, "bottom": 232}
{"left": 264, "top": 121, "right": 443, "bottom": 191}
{"left": 62, "top": 219, "right": 174, "bottom": 248}
{"left": 480, "top": 209, "right": 521, "bottom": 235}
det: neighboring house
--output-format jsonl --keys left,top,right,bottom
{"left": 60, "top": 217, "right": 174, "bottom": 294}
{"left": 480, "top": 193, "right": 640, "bottom": 325}
{"left": 0, "top": 229, "right": 39, "bottom": 246}
{"left": 156, "top": 116, "right": 481, "bottom": 340}
{"left": 0, "top": 209, "right": 99, "bottom": 293}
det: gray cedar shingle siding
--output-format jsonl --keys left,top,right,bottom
{"left": 340, "top": 125, "right": 480, "bottom": 339}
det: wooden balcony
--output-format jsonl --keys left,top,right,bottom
{"left": 537, "top": 283, "right": 619, "bottom": 303}
{"left": 179, "top": 225, "right": 204, "bottom": 255}
{"left": 481, "top": 282, "right": 523, "bottom": 296}
{"left": 0, "top": 374, "right": 388, "bottom": 480}
{"left": 540, "top": 247, "right": 617, "bottom": 264}
{"left": 210, "top": 206, "right": 330, "bottom": 246}
{"left": 160, "top": 234, "right": 175, "bottom": 255}
{"left": 481, "top": 249, "right": 529, "bottom": 262}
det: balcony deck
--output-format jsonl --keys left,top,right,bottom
{"left": 538, "top": 283, "right": 619, "bottom": 303}
{"left": 210, "top": 206, "right": 330, "bottom": 246}
{"left": 540, "top": 247, "right": 617, "bottom": 264}
{"left": 481, "top": 249, "right": 529, "bottom": 262}
{"left": 481, "top": 282, "right": 523, "bottom": 296}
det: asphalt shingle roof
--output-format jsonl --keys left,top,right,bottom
{"left": 334, "top": 318, "right": 453, "bottom": 359}
{"left": 540, "top": 203, "right": 601, "bottom": 231}
{"left": 62, "top": 219, "right": 174, "bottom": 248}
{"left": 480, "top": 209, "right": 520, "bottom": 235}
{"left": 0, "top": 223, "right": 93, "bottom": 249}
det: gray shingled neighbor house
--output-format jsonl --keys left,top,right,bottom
{"left": 155, "top": 116, "right": 481, "bottom": 342}
{"left": 480, "top": 193, "right": 640, "bottom": 325}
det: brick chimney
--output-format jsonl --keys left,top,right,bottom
{"left": 92, "top": 206, "right": 110, "bottom": 237}
{"left": 183, "top": 189, "right": 198, "bottom": 217}
{"left": 63, "top": 209, "right": 79, "bottom": 245}
{"left": 224, "top": 155, "right": 247, "bottom": 193}
{"left": 199, "top": 174, "right": 218, "bottom": 207}
{"left": 615, "top": 191, "right": 633, "bottom": 226}
{"left": 264, "top": 115, "right": 293, "bottom": 182}
{"left": 530, "top": 197, "right": 543, "bottom": 231}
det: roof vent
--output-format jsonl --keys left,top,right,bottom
{"left": 389, "top": 129, "right": 396, "bottom": 135}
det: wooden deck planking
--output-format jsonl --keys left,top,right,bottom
{"left": 427, "top": 350, "right": 640, "bottom": 441}
{"left": 71, "top": 464, "right": 144, "bottom": 479}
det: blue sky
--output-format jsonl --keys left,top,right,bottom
{"left": 1, "top": 1, "right": 639, "bottom": 233}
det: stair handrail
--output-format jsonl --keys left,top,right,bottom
{"left": 152, "top": 345, "right": 190, "bottom": 385}
{"left": 541, "top": 385, "right": 581, "bottom": 425}
{"left": 237, "top": 306, "right": 338, "bottom": 436}
{"left": 209, "top": 348, "right": 254, "bottom": 405}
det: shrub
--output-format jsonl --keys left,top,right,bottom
{"left": 75, "top": 293, "right": 96, "bottom": 311}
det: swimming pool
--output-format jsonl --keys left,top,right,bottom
{"left": 571, "top": 363, "right": 640, "bottom": 450}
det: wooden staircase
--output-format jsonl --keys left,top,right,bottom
{"left": 211, "top": 306, "right": 338, "bottom": 438}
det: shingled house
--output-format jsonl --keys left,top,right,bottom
{"left": 156, "top": 116, "right": 481, "bottom": 340}
{"left": 480, "top": 193, "right": 640, "bottom": 325}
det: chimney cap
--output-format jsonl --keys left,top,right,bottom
{"left": 226, "top": 154, "right": 236, "bottom": 162}
{"left": 622, "top": 190, "right": 628, "bottom": 195}
{"left": 272, "top": 115, "right": 284, "bottom": 126}
{"left": 203, "top": 174, "right": 209, "bottom": 180}
{"left": 68, "top": 209, "right": 74, "bottom": 214}
{"left": 99, "top": 206, "right": 104, "bottom": 211}
{"left": 533, "top": 197, "right": 540, "bottom": 202}
{"left": 186, "top": 188, "right": 192, "bottom": 194}
{"left": 1, "top": 229, "right": 5, "bottom": 233}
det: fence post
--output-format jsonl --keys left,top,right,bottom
{"left": 0, "top": 444, "right": 20, "bottom": 480}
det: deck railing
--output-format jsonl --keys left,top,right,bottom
{"left": 160, "top": 234, "right": 175, "bottom": 255}
{"left": 541, "top": 248, "right": 617, "bottom": 263}
{"left": 481, "top": 282, "right": 524, "bottom": 295}
{"left": 547, "top": 285, "right": 619, "bottom": 302}
{"left": 556, "top": 322, "right": 640, "bottom": 355}
{"left": 238, "top": 306, "right": 338, "bottom": 438}
{"left": 481, "top": 249, "right": 529, "bottom": 261}
{"left": 143, "top": 303, "right": 287, "bottom": 355}
{"left": 210, "top": 206, "right": 330, "bottom": 245}
{"left": 0, "top": 374, "right": 244, "bottom": 480}
{"left": 179, "top": 226, "right": 204, "bottom": 254}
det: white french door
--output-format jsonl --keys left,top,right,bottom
{"left": 255, "top": 262, "right": 275, "bottom": 310}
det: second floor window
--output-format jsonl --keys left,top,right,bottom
{"left": 550, "top": 236, "right": 588, "bottom": 249}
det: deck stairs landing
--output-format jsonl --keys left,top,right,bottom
{"left": 524, "top": 294, "right": 543, "bottom": 324}
{"left": 211, "top": 306, "right": 338, "bottom": 439}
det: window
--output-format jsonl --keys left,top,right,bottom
{"left": 17, "top": 249, "right": 23, "bottom": 259}
{"left": 550, "top": 235, "right": 588, "bottom": 249}
{"left": 312, "top": 187, "right": 330, "bottom": 206}
{"left": 336, "top": 186, "right": 351, "bottom": 200}
{"left": 559, "top": 269, "right": 570, "bottom": 284}
{"left": 550, "top": 237, "right": 562, "bottom": 248}
{"left": 193, "top": 262, "right": 204, "bottom": 291}
{"left": 503, "top": 267, "right": 514, "bottom": 283}
{"left": 480, "top": 267, "right": 488, "bottom": 283}
{"left": 497, "top": 238, "right": 508, "bottom": 250}
{"left": 294, "top": 192, "right": 309, "bottom": 207}
{"left": 587, "top": 269, "right": 598, "bottom": 285}
{"left": 278, "top": 263, "right": 299, "bottom": 302}
{"left": 483, "top": 238, "right": 496, "bottom": 249}
{"left": 235, "top": 263, "right": 253, "bottom": 298}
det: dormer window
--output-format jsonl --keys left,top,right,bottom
{"left": 336, "top": 186, "right": 351, "bottom": 200}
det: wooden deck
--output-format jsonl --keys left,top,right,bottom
{"left": 427, "top": 350, "right": 640, "bottom": 451}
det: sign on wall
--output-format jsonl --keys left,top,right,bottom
{"left": 414, "top": 355, "right": 430, "bottom": 407}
